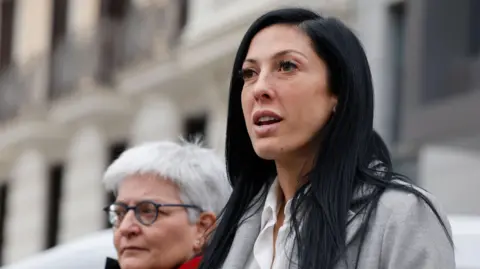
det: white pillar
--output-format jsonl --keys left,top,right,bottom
{"left": 205, "top": 76, "right": 229, "bottom": 157}
{"left": 58, "top": 125, "right": 108, "bottom": 244}
{"left": 12, "top": 0, "right": 53, "bottom": 106}
{"left": 418, "top": 145, "right": 480, "bottom": 215}
{"left": 4, "top": 149, "right": 48, "bottom": 264}
{"left": 13, "top": 0, "right": 52, "bottom": 64}
{"left": 130, "top": 95, "right": 181, "bottom": 145}
{"left": 354, "top": 0, "right": 396, "bottom": 145}
{"left": 207, "top": 105, "right": 227, "bottom": 157}
{"left": 68, "top": 0, "right": 100, "bottom": 35}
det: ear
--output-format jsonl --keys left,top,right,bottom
{"left": 193, "top": 211, "right": 216, "bottom": 253}
{"left": 331, "top": 96, "right": 338, "bottom": 112}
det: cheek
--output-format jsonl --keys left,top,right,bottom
{"left": 288, "top": 83, "right": 333, "bottom": 131}
{"left": 147, "top": 217, "right": 196, "bottom": 260}
{"left": 113, "top": 231, "right": 121, "bottom": 253}
{"left": 308, "top": 100, "right": 333, "bottom": 131}
{"left": 241, "top": 90, "right": 253, "bottom": 125}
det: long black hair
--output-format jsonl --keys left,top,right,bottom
{"left": 200, "top": 7, "right": 452, "bottom": 269}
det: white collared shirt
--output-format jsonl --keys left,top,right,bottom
{"left": 245, "top": 179, "right": 298, "bottom": 269}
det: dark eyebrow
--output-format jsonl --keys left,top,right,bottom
{"left": 244, "top": 49, "right": 308, "bottom": 64}
{"left": 115, "top": 198, "right": 171, "bottom": 205}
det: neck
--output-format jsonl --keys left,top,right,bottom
{"left": 275, "top": 151, "right": 315, "bottom": 202}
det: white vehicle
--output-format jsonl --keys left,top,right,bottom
{"left": 1, "top": 216, "right": 479, "bottom": 269}
{"left": 0, "top": 229, "right": 117, "bottom": 269}
{"left": 450, "top": 215, "right": 480, "bottom": 269}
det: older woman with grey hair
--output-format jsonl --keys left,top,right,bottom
{"left": 102, "top": 140, "right": 232, "bottom": 269}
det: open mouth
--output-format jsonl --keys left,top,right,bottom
{"left": 255, "top": 116, "right": 282, "bottom": 126}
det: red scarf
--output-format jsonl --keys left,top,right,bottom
{"left": 105, "top": 256, "right": 202, "bottom": 269}
{"left": 178, "top": 256, "right": 202, "bottom": 269}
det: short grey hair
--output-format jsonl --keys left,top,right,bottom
{"left": 102, "top": 140, "right": 232, "bottom": 222}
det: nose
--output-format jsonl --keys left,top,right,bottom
{"left": 117, "top": 210, "right": 141, "bottom": 237}
{"left": 252, "top": 72, "right": 275, "bottom": 102}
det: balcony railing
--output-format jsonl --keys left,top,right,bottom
{"left": 0, "top": 64, "right": 24, "bottom": 122}
{"left": 96, "top": 3, "right": 170, "bottom": 85}
{"left": 49, "top": 1, "right": 181, "bottom": 99}
{"left": 48, "top": 33, "right": 99, "bottom": 100}
{"left": 0, "top": 55, "right": 46, "bottom": 122}
{"left": 0, "top": 0, "right": 189, "bottom": 123}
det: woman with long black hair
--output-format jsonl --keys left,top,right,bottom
{"left": 200, "top": 7, "right": 455, "bottom": 269}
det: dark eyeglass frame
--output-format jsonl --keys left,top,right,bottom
{"left": 103, "top": 200, "right": 204, "bottom": 227}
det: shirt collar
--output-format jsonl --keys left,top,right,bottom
{"left": 261, "top": 178, "right": 358, "bottom": 227}
{"left": 261, "top": 178, "right": 296, "bottom": 228}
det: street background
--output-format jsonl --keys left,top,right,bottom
{"left": 0, "top": 0, "right": 478, "bottom": 266}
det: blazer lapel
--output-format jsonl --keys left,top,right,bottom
{"left": 218, "top": 189, "right": 367, "bottom": 268}
{"left": 346, "top": 209, "right": 364, "bottom": 245}
{"left": 221, "top": 192, "right": 265, "bottom": 269}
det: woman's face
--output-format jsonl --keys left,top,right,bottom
{"left": 241, "top": 24, "right": 337, "bottom": 161}
{"left": 114, "top": 174, "right": 209, "bottom": 269}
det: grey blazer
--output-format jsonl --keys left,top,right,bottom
{"left": 221, "top": 184, "right": 456, "bottom": 269}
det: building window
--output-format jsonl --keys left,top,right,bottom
{"left": 105, "top": 141, "right": 128, "bottom": 228}
{"left": 388, "top": 2, "right": 406, "bottom": 144}
{"left": 97, "top": 0, "right": 131, "bottom": 85}
{"left": 48, "top": 0, "right": 69, "bottom": 100}
{"left": 169, "top": 0, "right": 188, "bottom": 46}
{"left": 50, "top": 0, "right": 68, "bottom": 52}
{"left": 469, "top": 0, "right": 480, "bottom": 56}
{"left": 183, "top": 114, "right": 207, "bottom": 143}
{"left": 178, "top": 0, "right": 188, "bottom": 32}
{"left": 421, "top": 0, "right": 475, "bottom": 103}
{"left": 0, "top": 183, "right": 8, "bottom": 265}
{"left": 0, "top": 0, "right": 15, "bottom": 70}
{"left": 45, "top": 164, "right": 64, "bottom": 249}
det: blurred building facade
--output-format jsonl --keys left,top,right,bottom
{"left": 0, "top": 0, "right": 355, "bottom": 265}
{"left": 356, "top": 0, "right": 480, "bottom": 217}
{"left": 0, "top": 0, "right": 478, "bottom": 266}
{"left": 396, "top": 0, "right": 480, "bottom": 217}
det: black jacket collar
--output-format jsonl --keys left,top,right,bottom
{"left": 104, "top": 257, "right": 121, "bottom": 269}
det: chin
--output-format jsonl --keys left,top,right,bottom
{"left": 120, "top": 258, "right": 151, "bottom": 269}
{"left": 252, "top": 138, "right": 284, "bottom": 160}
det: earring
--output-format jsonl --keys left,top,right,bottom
{"left": 333, "top": 105, "right": 337, "bottom": 113}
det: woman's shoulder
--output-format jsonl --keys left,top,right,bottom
{"left": 373, "top": 181, "right": 453, "bottom": 250}
{"left": 350, "top": 180, "right": 451, "bottom": 238}
{"left": 351, "top": 181, "right": 456, "bottom": 268}
{"left": 369, "top": 182, "right": 455, "bottom": 267}
{"left": 376, "top": 181, "right": 449, "bottom": 224}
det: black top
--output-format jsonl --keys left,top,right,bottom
{"left": 104, "top": 257, "right": 121, "bottom": 269}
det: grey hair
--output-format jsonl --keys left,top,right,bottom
{"left": 102, "top": 139, "right": 232, "bottom": 222}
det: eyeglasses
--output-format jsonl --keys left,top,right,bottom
{"left": 103, "top": 200, "right": 203, "bottom": 227}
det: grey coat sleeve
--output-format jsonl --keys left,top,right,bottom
{"left": 379, "top": 192, "right": 456, "bottom": 269}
